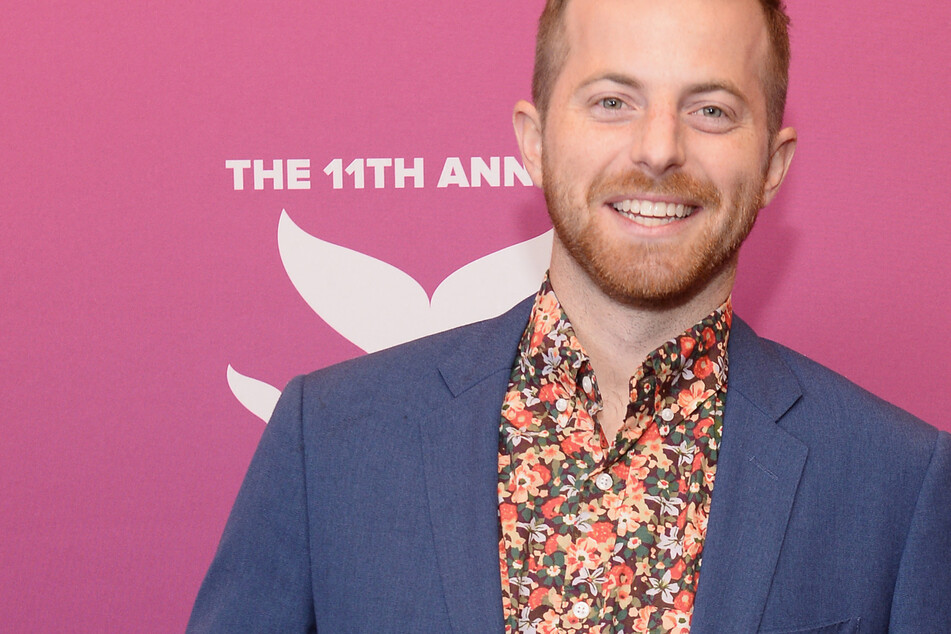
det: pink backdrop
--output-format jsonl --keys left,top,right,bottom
{"left": 2, "top": 1, "right": 949, "bottom": 630}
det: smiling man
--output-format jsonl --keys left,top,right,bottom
{"left": 189, "top": 1, "right": 950, "bottom": 632}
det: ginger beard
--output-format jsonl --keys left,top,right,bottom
{"left": 542, "top": 157, "right": 768, "bottom": 308}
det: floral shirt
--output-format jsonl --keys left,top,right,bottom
{"left": 498, "top": 278, "right": 731, "bottom": 633}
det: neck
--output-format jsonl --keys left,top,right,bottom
{"left": 548, "top": 240, "right": 734, "bottom": 437}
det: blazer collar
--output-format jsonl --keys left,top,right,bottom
{"left": 691, "top": 317, "right": 809, "bottom": 633}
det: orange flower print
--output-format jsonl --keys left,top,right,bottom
{"left": 529, "top": 586, "right": 549, "bottom": 609}
{"left": 655, "top": 452, "right": 675, "bottom": 472}
{"left": 565, "top": 537, "right": 600, "bottom": 571}
{"left": 661, "top": 608, "right": 692, "bottom": 633}
{"left": 669, "top": 559, "right": 687, "bottom": 581}
{"left": 616, "top": 584, "right": 634, "bottom": 609}
{"left": 694, "top": 416, "right": 714, "bottom": 439}
{"left": 611, "top": 505, "right": 641, "bottom": 537}
{"left": 560, "top": 611, "right": 583, "bottom": 630}
{"left": 538, "top": 382, "right": 561, "bottom": 403}
{"left": 541, "top": 496, "right": 566, "bottom": 520}
{"left": 678, "top": 380, "right": 714, "bottom": 414}
{"left": 674, "top": 589, "right": 695, "bottom": 611}
{"left": 620, "top": 480, "right": 648, "bottom": 519}
{"left": 560, "top": 431, "right": 585, "bottom": 454}
{"left": 499, "top": 503, "right": 518, "bottom": 533}
{"left": 601, "top": 491, "right": 623, "bottom": 513}
{"left": 633, "top": 606, "right": 658, "bottom": 631}
{"left": 693, "top": 355, "right": 714, "bottom": 379}
{"left": 532, "top": 464, "right": 551, "bottom": 485}
{"left": 530, "top": 328, "right": 547, "bottom": 351}
{"left": 502, "top": 389, "right": 524, "bottom": 410}
{"left": 629, "top": 454, "right": 650, "bottom": 479}
{"left": 536, "top": 291, "right": 560, "bottom": 321}
{"left": 539, "top": 443, "right": 565, "bottom": 463}
{"left": 679, "top": 336, "right": 695, "bottom": 358}
{"left": 498, "top": 281, "right": 729, "bottom": 632}
{"left": 537, "top": 610, "right": 560, "bottom": 634}
{"left": 511, "top": 409, "right": 534, "bottom": 429}
{"left": 589, "top": 521, "right": 615, "bottom": 544}
{"left": 606, "top": 563, "right": 635, "bottom": 589}
{"left": 694, "top": 504, "right": 709, "bottom": 532}
{"left": 508, "top": 462, "right": 545, "bottom": 503}
{"left": 683, "top": 521, "right": 704, "bottom": 560}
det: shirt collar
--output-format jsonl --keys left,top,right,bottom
{"left": 518, "top": 273, "right": 732, "bottom": 430}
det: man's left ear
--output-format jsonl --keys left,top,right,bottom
{"left": 513, "top": 100, "right": 545, "bottom": 189}
{"left": 762, "top": 127, "right": 797, "bottom": 206}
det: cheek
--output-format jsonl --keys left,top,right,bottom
{"left": 546, "top": 122, "right": 629, "bottom": 176}
{"left": 691, "top": 147, "right": 764, "bottom": 199}
{"left": 692, "top": 132, "right": 769, "bottom": 180}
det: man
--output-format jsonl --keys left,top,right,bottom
{"left": 189, "top": 0, "right": 951, "bottom": 631}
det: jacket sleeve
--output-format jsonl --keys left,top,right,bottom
{"left": 889, "top": 429, "right": 951, "bottom": 630}
{"left": 187, "top": 376, "right": 316, "bottom": 633}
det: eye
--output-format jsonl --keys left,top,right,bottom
{"left": 688, "top": 101, "right": 741, "bottom": 133}
{"left": 599, "top": 97, "right": 625, "bottom": 110}
{"left": 699, "top": 106, "right": 724, "bottom": 118}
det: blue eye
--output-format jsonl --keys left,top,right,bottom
{"left": 600, "top": 97, "right": 624, "bottom": 109}
{"left": 700, "top": 106, "right": 724, "bottom": 117}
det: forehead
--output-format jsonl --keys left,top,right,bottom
{"left": 559, "top": 0, "right": 771, "bottom": 96}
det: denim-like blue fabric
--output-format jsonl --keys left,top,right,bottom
{"left": 188, "top": 298, "right": 951, "bottom": 633}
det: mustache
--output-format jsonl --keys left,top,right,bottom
{"left": 586, "top": 170, "right": 721, "bottom": 208}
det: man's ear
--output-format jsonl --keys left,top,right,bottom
{"left": 762, "top": 126, "right": 797, "bottom": 206}
{"left": 513, "top": 100, "right": 544, "bottom": 188}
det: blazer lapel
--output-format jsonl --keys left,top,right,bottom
{"left": 418, "top": 298, "right": 533, "bottom": 634}
{"left": 417, "top": 307, "right": 808, "bottom": 632}
{"left": 691, "top": 318, "right": 808, "bottom": 633}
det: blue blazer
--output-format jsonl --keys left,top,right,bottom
{"left": 189, "top": 298, "right": 951, "bottom": 633}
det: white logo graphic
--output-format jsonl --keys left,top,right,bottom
{"left": 229, "top": 209, "right": 553, "bottom": 422}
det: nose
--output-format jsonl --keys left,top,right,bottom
{"left": 630, "top": 105, "right": 685, "bottom": 178}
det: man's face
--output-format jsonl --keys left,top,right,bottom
{"left": 521, "top": 0, "right": 794, "bottom": 307}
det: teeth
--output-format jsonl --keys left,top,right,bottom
{"left": 629, "top": 216, "right": 674, "bottom": 227}
{"left": 611, "top": 199, "right": 693, "bottom": 220}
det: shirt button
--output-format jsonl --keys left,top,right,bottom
{"left": 595, "top": 473, "right": 614, "bottom": 491}
{"left": 555, "top": 398, "right": 568, "bottom": 412}
{"left": 572, "top": 601, "right": 591, "bottom": 619}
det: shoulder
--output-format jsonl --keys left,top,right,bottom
{"left": 727, "top": 323, "right": 951, "bottom": 629}
{"left": 287, "top": 295, "right": 533, "bottom": 419}
{"left": 772, "top": 338, "right": 935, "bottom": 437}
{"left": 734, "top": 319, "right": 942, "bottom": 468}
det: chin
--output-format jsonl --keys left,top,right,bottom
{"left": 556, "top": 212, "right": 747, "bottom": 310}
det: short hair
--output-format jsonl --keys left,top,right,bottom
{"left": 531, "top": 0, "right": 791, "bottom": 136}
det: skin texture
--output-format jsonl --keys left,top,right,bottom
{"left": 514, "top": 0, "right": 797, "bottom": 438}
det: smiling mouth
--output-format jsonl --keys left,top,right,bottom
{"left": 610, "top": 199, "right": 698, "bottom": 227}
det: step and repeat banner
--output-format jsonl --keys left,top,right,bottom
{"left": 2, "top": 1, "right": 949, "bottom": 630}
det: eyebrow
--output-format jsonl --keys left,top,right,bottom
{"left": 578, "top": 73, "right": 644, "bottom": 92}
{"left": 578, "top": 74, "right": 750, "bottom": 107}
{"left": 684, "top": 81, "right": 750, "bottom": 106}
